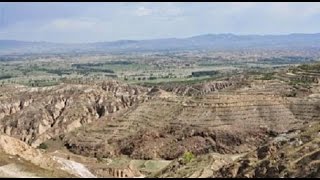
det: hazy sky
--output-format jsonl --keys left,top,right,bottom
{"left": 0, "top": 2, "right": 320, "bottom": 43}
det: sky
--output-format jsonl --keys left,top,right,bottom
{"left": 0, "top": 2, "right": 320, "bottom": 43}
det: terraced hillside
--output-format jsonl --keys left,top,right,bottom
{"left": 152, "top": 64, "right": 320, "bottom": 178}
{"left": 1, "top": 62, "right": 320, "bottom": 178}
{"left": 63, "top": 76, "right": 320, "bottom": 162}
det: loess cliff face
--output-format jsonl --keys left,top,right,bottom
{"left": 0, "top": 81, "right": 149, "bottom": 147}
{"left": 154, "top": 75, "right": 245, "bottom": 97}
{"left": 1, "top": 67, "right": 320, "bottom": 178}
{"left": 62, "top": 78, "right": 320, "bottom": 161}
{"left": 215, "top": 121, "right": 320, "bottom": 178}
{"left": 0, "top": 133, "right": 76, "bottom": 178}
{"left": 153, "top": 122, "right": 320, "bottom": 178}
{"left": 160, "top": 80, "right": 235, "bottom": 96}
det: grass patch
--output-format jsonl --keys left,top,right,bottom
{"left": 38, "top": 143, "right": 48, "bottom": 150}
{"left": 258, "top": 72, "right": 276, "bottom": 80}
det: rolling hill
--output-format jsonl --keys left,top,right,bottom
{"left": 1, "top": 33, "right": 320, "bottom": 55}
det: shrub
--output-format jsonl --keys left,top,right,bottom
{"left": 38, "top": 143, "right": 48, "bottom": 149}
{"left": 182, "top": 151, "right": 195, "bottom": 164}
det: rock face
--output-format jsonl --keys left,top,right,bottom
{"left": 152, "top": 122, "right": 320, "bottom": 178}
{"left": 115, "top": 126, "right": 265, "bottom": 160}
{"left": 0, "top": 133, "right": 75, "bottom": 178}
{"left": 62, "top": 78, "right": 320, "bottom": 161}
{"left": 0, "top": 81, "right": 148, "bottom": 147}
{"left": 155, "top": 153, "right": 242, "bottom": 178}
{"left": 156, "top": 75, "right": 245, "bottom": 97}
{"left": 0, "top": 133, "right": 57, "bottom": 169}
{"left": 106, "top": 166, "right": 143, "bottom": 178}
{"left": 1, "top": 68, "right": 320, "bottom": 178}
{"left": 0, "top": 133, "right": 99, "bottom": 178}
{"left": 160, "top": 80, "right": 235, "bottom": 96}
{"left": 215, "top": 122, "right": 320, "bottom": 178}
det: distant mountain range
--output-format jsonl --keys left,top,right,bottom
{"left": 1, "top": 33, "right": 320, "bottom": 55}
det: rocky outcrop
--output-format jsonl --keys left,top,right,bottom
{"left": 155, "top": 153, "right": 242, "bottom": 178}
{"left": 0, "top": 133, "right": 57, "bottom": 169}
{"left": 0, "top": 96, "right": 34, "bottom": 119}
{"left": 62, "top": 78, "right": 320, "bottom": 160}
{"left": 101, "top": 80, "right": 144, "bottom": 97}
{"left": 160, "top": 81, "right": 234, "bottom": 96}
{"left": 155, "top": 75, "right": 246, "bottom": 96}
{"left": 0, "top": 133, "right": 97, "bottom": 178}
{"left": 106, "top": 166, "right": 143, "bottom": 178}
{"left": 64, "top": 140, "right": 116, "bottom": 159}
{"left": 215, "top": 122, "right": 320, "bottom": 178}
{"left": 115, "top": 125, "right": 267, "bottom": 160}
{"left": 152, "top": 122, "right": 320, "bottom": 178}
{"left": 1, "top": 73, "right": 320, "bottom": 177}
{"left": 0, "top": 81, "right": 149, "bottom": 147}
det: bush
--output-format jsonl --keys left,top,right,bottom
{"left": 148, "top": 76, "right": 157, "bottom": 80}
{"left": 182, "top": 151, "right": 195, "bottom": 164}
{"left": 191, "top": 70, "right": 218, "bottom": 77}
{"left": 38, "top": 143, "right": 48, "bottom": 149}
{"left": 260, "top": 73, "right": 275, "bottom": 80}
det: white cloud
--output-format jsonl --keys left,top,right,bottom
{"left": 1, "top": 2, "right": 320, "bottom": 43}
{"left": 133, "top": 4, "right": 183, "bottom": 18}
{"left": 135, "top": 6, "right": 153, "bottom": 16}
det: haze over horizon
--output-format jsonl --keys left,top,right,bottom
{"left": 0, "top": 2, "right": 320, "bottom": 43}
{"left": 2, "top": 32, "right": 320, "bottom": 44}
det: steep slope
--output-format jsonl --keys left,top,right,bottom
{"left": 63, "top": 78, "right": 320, "bottom": 160}
{"left": 0, "top": 80, "right": 148, "bottom": 147}
{"left": 1, "top": 64, "right": 320, "bottom": 178}
{"left": 153, "top": 122, "right": 320, "bottom": 178}
{"left": 216, "top": 121, "right": 320, "bottom": 178}
{"left": 0, "top": 133, "right": 74, "bottom": 177}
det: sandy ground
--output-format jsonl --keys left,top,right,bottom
{"left": 0, "top": 163, "right": 40, "bottom": 178}
{"left": 53, "top": 156, "right": 96, "bottom": 178}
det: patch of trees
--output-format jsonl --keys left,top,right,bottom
{"left": 105, "top": 74, "right": 117, "bottom": 78}
{"left": 0, "top": 75, "right": 13, "bottom": 80}
{"left": 298, "top": 63, "right": 320, "bottom": 72}
{"left": 71, "top": 64, "right": 115, "bottom": 74}
{"left": 72, "top": 63, "right": 105, "bottom": 68}
{"left": 71, "top": 61, "right": 133, "bottom": 68}
{"left": 104, "top": 61, "right": 134, "bottom": 65}
{"left": 258, "top": 56, "right": 315, "bottom": 65}
{"left": 134, "top": 76, "right": 158, "bottom": 81}
{"left": 28, "top": 79, "right": 59, "bottom": 87}
{"left": 76, "top": 68, "right": 114, "bottom": 74}
{"left": 27, "top": 66, "right": 72, "bottom": 76}
{"left": 34, "top": 67, "right": 115, "bottom": 75}
{"left": 148, "top": 76, "right": 157, "bottom": 80}
{"left": 137, "top": 77, "right": 147, "bottom": 81}
{"left": 191, "top": 70, "right": 219, "bottom": 77}
{"left": 45, "top": 69, "right": 72, "bottom": 76}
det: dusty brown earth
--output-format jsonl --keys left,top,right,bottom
{"left": 63, "top": 78, "right": 320, "bottom": 161}
{"left": 215, "top": 121, "right": 320, "bottom": 178}
{"left": 0, "top": 64, "right": 320, "bottom": 178}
